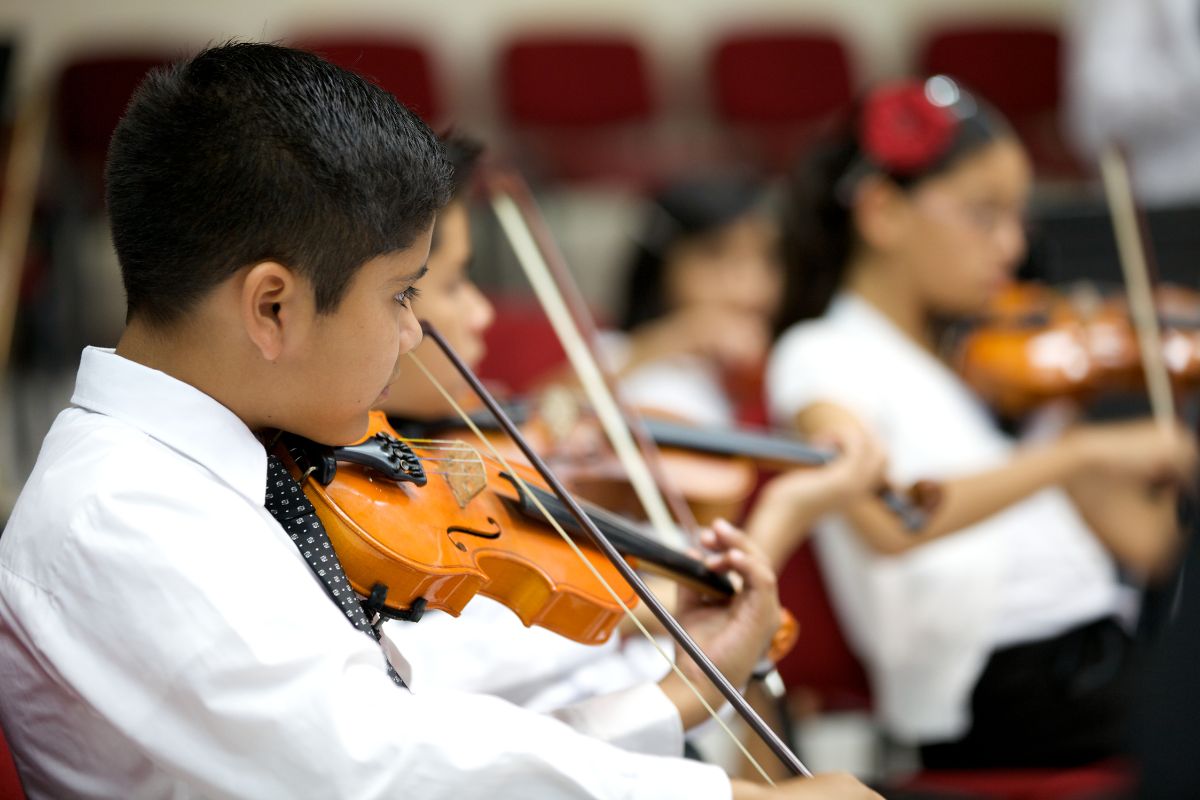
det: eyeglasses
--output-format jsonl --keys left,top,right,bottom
{"left": 912, "top": 188, "right": 1027, "bottom": 240}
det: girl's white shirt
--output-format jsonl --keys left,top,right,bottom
{"left": 767, "top": 293, "right": 1120, "bottom": 742}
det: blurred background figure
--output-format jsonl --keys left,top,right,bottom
{"left": 770, "top": 75, "right": 1194, "bottom": 776}
{"left": 609, "top": 173, "right": 781, "bottom": 427}
{"left": 1066, "top": 0, "right": 1200, "bottom": 207}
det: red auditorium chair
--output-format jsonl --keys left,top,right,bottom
{"left": 478, "top": 293, "right": 568, "bottom": 395}
{"left": 775, "top": 540, "right": 872, "bottom": 713}
{"left": 709, "top": 31, "right": 856, "bottom": 174}
{"left": 894, "top": 761, "right": 1133, "bottom": 799}
{"left": 777, "top": 539, "right": 1132, "bottom": 798}
{"left": 0, "top": 719, "right": 26, "bottom": 800}
{"left": 917, "top": 24, "right": 1084, "bottom": 180}
{"left": 294, "top": 36, "right": 441, "bottom": 124}
{"left": 498, "top": 34, "right": 666, "bottom": 186}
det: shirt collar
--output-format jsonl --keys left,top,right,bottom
{"left": 71, "top": 347, "right": 268, "bottom": 506}
{"left": 830, "top": 291, "right": 936, "bottom": 360}
{"left": 829, "top": 291, "right": 902, "bottom": 339}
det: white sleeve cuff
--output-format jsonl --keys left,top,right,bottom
{"left": 547, "top": 680, "right": 684, "bottom": 757}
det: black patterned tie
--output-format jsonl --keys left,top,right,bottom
{"left": 264, "top": 453, "right": 405, "bottom": 688}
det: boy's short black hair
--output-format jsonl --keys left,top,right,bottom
{"left": 106, "top": 42, "right": 451, "bottom": 326}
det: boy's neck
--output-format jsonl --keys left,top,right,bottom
{"left": 116, "top": 317, "right": 260, "bottom": 431}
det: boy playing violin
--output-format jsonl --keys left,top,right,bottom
{"left": 0, "top": 43, "right": 875, "bottom": 799}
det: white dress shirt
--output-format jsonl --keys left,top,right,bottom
{"left": 384, "top": 601, "right": 672, "bottom": 717}
{"left": 0, "top": 347, "right": 730, "bottom": 799}
{"left": 1067, "top": 0, "right": 1200, "bottom": 205}
{"left": 767, "top": 294, "right": 1120, "bottom": 743}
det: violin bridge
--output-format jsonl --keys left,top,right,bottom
{"left": 441, "top": 441, "right": 487, "bottom": 509}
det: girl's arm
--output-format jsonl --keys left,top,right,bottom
{"left": 743, "top": 420, "right": 887, "bottom": 571}
{"left": 795, "top": 402, "right": 1196, "bottom": 557}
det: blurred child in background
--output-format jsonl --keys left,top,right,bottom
{"left": 768, "top": 76, "right": 1196, "bottom": 769}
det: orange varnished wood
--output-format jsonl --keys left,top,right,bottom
{"left": 278, "top": 411, "right": 638, "bottom": 645}
{"left": 956, "top": 282, "right": 1200, "bottom": 417}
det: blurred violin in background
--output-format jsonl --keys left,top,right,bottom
{"left": 399, "top": 386, "right": 938, "bottom": 533}
{"left": 953, "top": 281, "right": 1200, "bottom": 418}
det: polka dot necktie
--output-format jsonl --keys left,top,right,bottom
{"left": 264, "top": 453, "right": 406, "bottom": 688}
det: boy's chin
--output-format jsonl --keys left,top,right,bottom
{"left": 291, "top": 412, "right": 373, "bottom": 448}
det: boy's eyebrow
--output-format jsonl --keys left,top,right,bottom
{"left": 392, "top": 264, "right": 429, "bottom": 285}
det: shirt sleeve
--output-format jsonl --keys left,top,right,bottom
{"left": 33, "top": 484, "right": 731, "bottom": 800}
{"left": 767, "top": 324, "right": 882, "bottom": 430}
{"left": 545, "top": 680, "right": 686, "bottom": 757}
{"left": 383, "top": 602, "right": 684, "bottom": 758}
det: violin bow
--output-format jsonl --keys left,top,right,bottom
{"left": 411, "top": 322, "right": 812, "bottom": 781}
{"left": 486, "top": 166, "right": 701, "bottom": 549}
{"left": 1098, "top": 144, "right": 1175, "bottom": 427}
{"left": 488, "top": 166, "right": 930, "bottom": 534}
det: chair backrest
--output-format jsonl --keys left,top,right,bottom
{"left": 477, "top": 294, "right": 568, "bottom": 395}
{"left": 710, "top": 31, "right": 853, "bottom": 126}
{"left": 918, "top": 24, "right": 1062, "bottom": 118}
{"left": 297, "top": 36, "right": 441, "bottom": 124}
{"left": 774, "top": 540, "right": 871, "bottom": 711}
{"left": 918, "top": 24, "right": 1083, "bottom": 177}
{"left": 707, "top": 31, "right": 854, "bottom": 174}
{"left": 500, "top": 34, "right": 653, "bottom": 128}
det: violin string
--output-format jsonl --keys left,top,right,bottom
{"left": 405, "top": 349, "right": 778, "bottom": 785}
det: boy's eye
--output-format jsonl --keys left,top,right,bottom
{"left": 395, "top": 285, "right": 422, "bottom": 306}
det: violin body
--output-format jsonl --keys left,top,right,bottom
{"left": 956, "top": 282, "right": 1200, "bottom": 417}
{"left": 278, "top": 411, "right": 637, "bottom": 645}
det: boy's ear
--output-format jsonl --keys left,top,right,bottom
{"left": 240, "top": 261, "right": 305, "bottom": 361}
{"left": 852, "top": 176, "right": 910, "bottom": 252}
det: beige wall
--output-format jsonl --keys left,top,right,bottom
{"left": 4, "top": 0, "right": 1066, "bottom": 131}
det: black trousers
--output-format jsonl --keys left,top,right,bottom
{"left": 920, "top": 616, "right": 1133, "bottom": 769}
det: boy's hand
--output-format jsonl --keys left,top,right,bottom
{"left": 658, "top": 519, "right": 781, "bottom": 729}
{"left": 732, "top": 773, "right": 883, "bottom": 799}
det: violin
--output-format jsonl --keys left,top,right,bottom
{"left": 276, "top": 323, "right": 813, "bottom": 778}
{"left": 394, "top": 390, "right": 761, "bottom": 526}
{"left": 955, "top": 281, "right": 1200, "bottom": 418}
{"left": 404, "top": 392, "right": 935, "bottom": 532}
{"left": 274, "top": 410, "right": 739, "bottom": 646}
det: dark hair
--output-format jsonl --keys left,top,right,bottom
{"left": 619, "top": 173, "right": 765, "bottom": 331}
{"left": 776, "top": 76, "right": 1012, "bottom": 332}
{"left": 106, "top": 42, "right": 451, "bottom": 326}
{"left": 428, "top": 133, "right": 483, "bottom": 253}
{"left": 443, "top": 133, "right": 484, "bottom": 201}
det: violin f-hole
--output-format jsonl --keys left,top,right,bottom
{"left": 446, "top": 517, "right": 503, "bottom": 551}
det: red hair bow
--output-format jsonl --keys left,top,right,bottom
{"left": 859, "top": 81, "right": 956, "bottom": 175}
